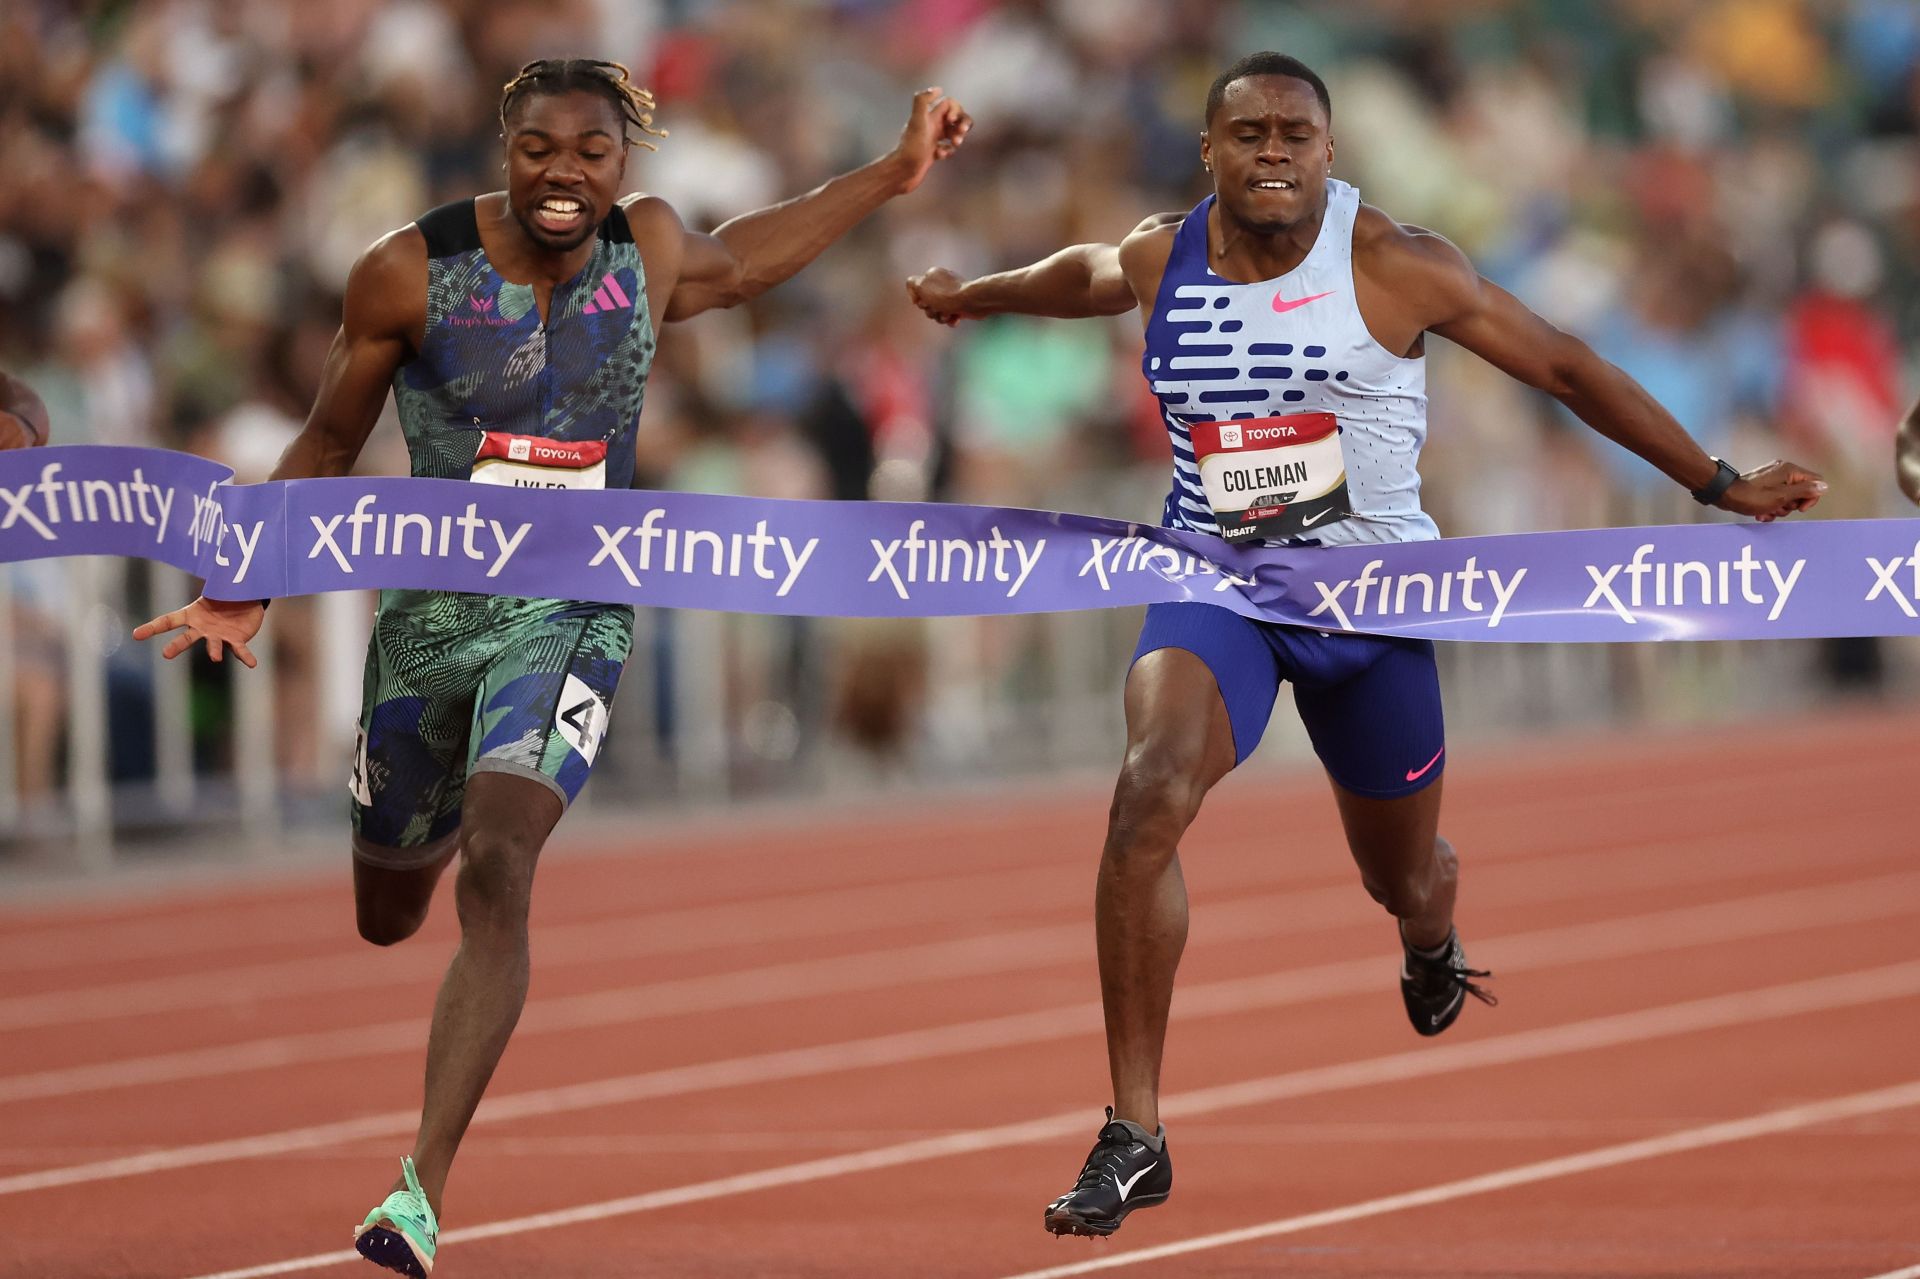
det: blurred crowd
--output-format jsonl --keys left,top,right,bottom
{"left": 2, "top": 0, "right": 1918, "bottom": 814}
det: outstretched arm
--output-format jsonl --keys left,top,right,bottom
{"left": 1898, "top": 395, "right": 1920, "bottom": 506}
{"left": 1385, "top": 227, "right": 1824, "bottom": 521}
{"left": 639, "top": 88, "right": 971, "bottom": 322}
{"left": 133, "top": 228, "right": 424, "bottom": 666}
{"left": 906, "top": 214, "right": 1179, "bottom": 324}
{"left": 0, "top": 370, "right": 48, "bottom": 449}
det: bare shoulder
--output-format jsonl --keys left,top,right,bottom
{"left": 1353, "top": 204, "right": 1478, "bottom": 313}
{"left": 354, "top": 224, "right": 428, "bottom": 285}
{"left": 1118, "top": 212, "right": 1182, "bottom": 269}
{"left": 345, "top": 225, "right": 428, "bottom": 337}
{"left": 619, "top": 193, "right": 687, "bottom": 251}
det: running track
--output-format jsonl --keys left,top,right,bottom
{"left": 4, "top": 710, "right": 1919, "bottom": 1277}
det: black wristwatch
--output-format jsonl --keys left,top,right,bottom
{"left": 1690, "top": 457, "right": 1740, "bottom": 507}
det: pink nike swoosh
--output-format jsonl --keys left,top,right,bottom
{"left": 1405, "top": 747, "right": 1445, "bottom": 783}
{"left": 1272, "top": 289, "right": 1335, "bottom": 314}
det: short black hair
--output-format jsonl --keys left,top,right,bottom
{"left": 1204, "top": 52, "right": 1331, "bottom": 127}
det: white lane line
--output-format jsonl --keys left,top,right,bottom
{"left": 1859, "top": 1267, "right": 1920, "bottom": 1279}
{"left": 177, "top": 962, "right": 1920, "bottom": 1279}
{"left": 998, "top": 1079, "right": 1920, "bottom": 1278}
{"left": 6, "top": 862, "right": 1916, "bottom": 1108}
{"left": 0, "top": 743, "right": 1878, "bottom": 977}
{"left": 0, "top": 881, "right": 1363, "bottom": 1105}
{"left": 8, "top": 793, "right": 1902, "bottom": 1032}
{"left": 0, "top": 861, "right": 1081, "bottom": 1033}
{"left": 5, "top": 871, "right": 1917, "bottom": 1195}
{"left": 3, "top": 769, "right": 1849, "bottom": 1029}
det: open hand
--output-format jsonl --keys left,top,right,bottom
{"left": 133, "top": 596, "right": 266, "bottom": 667}
{"left": 1719, "top": 460, "right": 1826, "bottom": 522}
{"left": 890, "top": 87, "right": 972, "bottom": 195}
{"left": 906, "top": 267, "right": 974, "bottom": 326}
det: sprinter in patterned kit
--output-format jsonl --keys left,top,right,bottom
{"left": 135, "top": 59, "right": 969, "bottom": 1276}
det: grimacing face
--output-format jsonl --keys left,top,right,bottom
{"left": 503, "top": 89, "right": 629, "bottom": 253}
{"left": 1201, "top": 74, "right": 1333, "bottom": 234}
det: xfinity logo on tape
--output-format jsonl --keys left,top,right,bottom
{"left": 1583, "top": 543, "right": 1802, "bottom": 623}
{"left": 868, "top": 519, "right": 1044, "bottom": 600}
{"left": 1309, "top": 556, "right": 1528, "bottom": 630}
{"left": 1079, "top": 535, "right": 1257, "bottom": 593}
{"left": 0, "top": 460, "right": 178, "bottom": 544}
{"left": 307, "top": 495, "right": 531, "bottom": 579}
{"left": 590, "top": 508, "right": 818, "bottom": 597}
{"left": 1865, "top": 540, "right": 1920, "bottom": 618}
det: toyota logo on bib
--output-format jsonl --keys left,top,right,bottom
{"left": 1219, "top": 425, "right": 1243, "bottom": 450}
{"left": 508, "top": 438, "right": 532, "bottom": 462}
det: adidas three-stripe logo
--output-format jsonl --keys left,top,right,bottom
{"left": 582, "top": 272, "right": 632, "bottom": 315}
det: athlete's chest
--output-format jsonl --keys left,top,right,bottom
{"left": 1142, "top": 263, "right": 1371, "bottom": 415}
{"left": 412, "top": 244, "right": 653, "bottom": 435}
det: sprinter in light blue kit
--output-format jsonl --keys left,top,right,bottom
{"left": 908, "top": 50, "right": 1826, "bottom": 1238}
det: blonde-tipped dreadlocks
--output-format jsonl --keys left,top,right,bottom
{"left": 499, "top": 59, "right": 668, "bottom": 151}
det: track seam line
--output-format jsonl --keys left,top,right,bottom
{"left": 6, "top": 791, "right": 1911, "bottom": 1027}
{"left": 0, "top": 739, "right": 1890, "bottom": 973}
{"left": 6, "top": 860, "right": 1918, "bottom": 1106}
{"left": 5, "top": 875, "right": 1918, "bottom": 1197}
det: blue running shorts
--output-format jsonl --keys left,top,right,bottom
{"left": 1131, "top": 602, "right": 1445, "bottom": 798}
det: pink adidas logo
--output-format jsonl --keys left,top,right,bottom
{"left": 582, "top": 273, "right": 633, "bottom": 315}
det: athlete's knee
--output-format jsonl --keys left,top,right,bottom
{"left": 1106, "top": 744, "right": 1212, "bottom": 862}
{"left": 454, "top": 831, "right": 539, "bottom": 937}
{"left": 1360, "top": 835, "right": 1456, "bottom": 921}
{"left": 356, "top": 899, "right": 427, "bottom": 947}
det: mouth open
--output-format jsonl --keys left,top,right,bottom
{"left": 532, "top": 194, "right": 589, "bottom": 233}
{"left": 1250, "top": 179, "right": 1297, "bottom": 193}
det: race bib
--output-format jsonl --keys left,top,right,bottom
{"left": 470, "top": 432, "right": 607, "bottom": 490}
{"left": 1190, "top": 412, "right": 1351, "bottom": 542}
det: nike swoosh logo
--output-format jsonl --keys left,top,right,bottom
{"left": 1301, "top": 508, "right": 1336, "bottom": 528}
{"left": 1116, "top": 1162, "right": 1159, "bottom": 1201}
{"left": 1405, "top": 746, "right": 1445, "bottom": 783}
{"left": 1272, "top": 289, "right": 1335, "bottom": 314}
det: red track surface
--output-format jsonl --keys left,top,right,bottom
{"left": 4, "top": 710, "right": 1920, "bottom": 1278}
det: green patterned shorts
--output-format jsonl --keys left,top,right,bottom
{"left": 350, "top": 589, "right": 633, "bottom": 868}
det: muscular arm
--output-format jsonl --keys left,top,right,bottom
{"left": 1373, "top": 224, "right": 1823, "bottom": 519}
{"left": 1898, "top": 396, "right": 1920, "bottom": 506}
{"left": 269, "top": 228, "right": 425, "bottom": 481}
{"left": 906, "top": 215, "right": 1179, "bottom": 324}
{"left": 646, "top": 88, "right": 971, "bottom": 322}
{"left": 0, "top": 370, "right": 49, "bottom": 448}
{"left": 133, "top": 227, "right": 423, "bottom": 665}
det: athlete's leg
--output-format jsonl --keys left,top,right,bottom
{"left": 348, "top": 602, "right": 481, "bottom": 948}
{"left": 1292, "top": 633, "right": 1489, "bottom": 1032}
{"left": 399, "top": 601, "right": 632, "bottom": 1214}
{"left": 1099, "top": 649, "right": 1239, "bottom": 1133}
{"left": 402, "top": 770, "right": 561, "bottom": 1211}
{"left": 352, "top": 848, "right": 458, "bottom": 947}
{"left": 1328, "top": 776, "right": 1455, "bottom": 948}
{"left": 1046, "top": 604, "right": 1279, "bottom": 1238}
